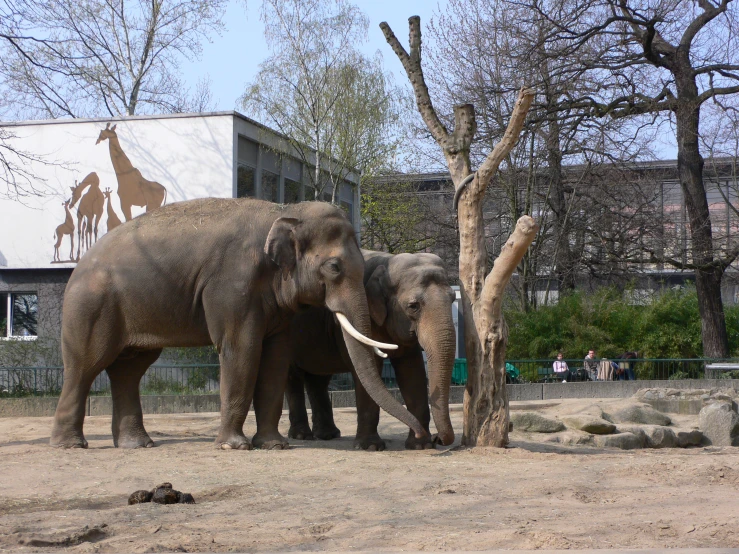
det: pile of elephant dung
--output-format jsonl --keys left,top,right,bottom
{"left": 128, "top": 483, "right": 195, "bottom": 505}
{"left": 2, "top": 398, "right": 739, "bottom": 552}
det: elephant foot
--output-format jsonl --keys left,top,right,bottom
{"left": 252, "top": 432, "right": 289, "bottom": 450}
{"left": 114, "top": 433, "right": 155, "bottom": 449}
{"left": 313, "top": 424, "right": 341, "bottom": 440}
{"left": 50, "top": 435, "right": 88, "bottom": 449}
{"left": 405, "top": 431, "right": 436, "bottom": 450}
{"left": 215, "top": 431, "right": 252, "bottom": 450}
{"left": 50, "top": 426, "right": 88, "bottom": 449}
{"left": 354, "top": 434, "right": 386, "bottom": 451}
{"left": 288, "top": 423, "right": 315, "bottom": 440}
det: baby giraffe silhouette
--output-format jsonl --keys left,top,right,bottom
{"left": 103, "top": 188, "right": 122, "bottom": 232}
{"left": 53, "top": 199, "right": 75, "bottom": 262}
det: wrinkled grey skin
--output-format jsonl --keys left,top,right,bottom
{"left": 50, "top": 199, "right": 424, "bottom": 450}
{"left": 287, "top": 251, "right": 456, "bottom": 450}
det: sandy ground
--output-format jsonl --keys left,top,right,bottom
{"left": 1, "top": 400, "right": 739, "bottom": 552}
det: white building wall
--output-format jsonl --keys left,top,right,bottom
{"left": 0, "top": 113, "right": 234, "bottom": 270}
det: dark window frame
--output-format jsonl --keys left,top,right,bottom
{"left": 0, "top": 292, "right": 38, "bottom": 339}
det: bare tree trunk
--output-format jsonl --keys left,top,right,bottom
{"left": 674, "top": 78, "right": 729, "bottom": 357}
{"left": 381, "top": 17, "right": 537, "bottom": 447}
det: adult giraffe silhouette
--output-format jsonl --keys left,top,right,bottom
{"left": 53, "top": 199, "right": 75, "bottom": 262}
{"left": 69, "top": 172, "right": 104, "bottom": 261}
{"left": 103, "top": 187, "right": 122, "bottom": 232}
{"left": 95, "top": 123, "right": 167, "bottom": 221}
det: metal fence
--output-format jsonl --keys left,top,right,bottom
{"left": 1, "top": 358, "right": 738, "bottom": 397}
{"left": 0, "top": 364, "right": 221, "bottom": 397}
{"left": 494, "top": 358, "right": 739, "bottom": 384}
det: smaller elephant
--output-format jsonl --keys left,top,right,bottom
{"left": 287, "top": 251, "right": 456, "bottom": 450}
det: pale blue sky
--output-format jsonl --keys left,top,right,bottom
{"left": 184, "top": 1, "right": 441, "bottom": 113}
{"left": 182, "top": 0, "right": 678, "bottom": 159}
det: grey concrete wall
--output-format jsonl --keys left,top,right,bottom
{"left": 0, "top": 396, "right": 59, "bottom": 417}
{"left": 4, "top": 379, "right": 739, "bottom": 417}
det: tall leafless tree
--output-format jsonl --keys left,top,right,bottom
{"left": 0, "top": 0, "right": 224, "bottom": 118}
{"left": 424, "top": 0, "right": 661, "bottom": 309}
{"left": 241, "top": 0, "right": 408, "bottom": 204}
{"left": 526, "top": 0, "right": 739, "bottom": 357}
{"left": 382, "top": 16, "right": 536, "bottom": 447}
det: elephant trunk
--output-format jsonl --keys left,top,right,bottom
{"left": 328, "top": 291, "right": 426, "bottom": 439}
{"left": 417, "top": 294, "right": 456, "bottom": 446}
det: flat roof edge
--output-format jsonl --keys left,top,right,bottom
{"left": 0, "top": 111, "right": 262, "bottom": 128}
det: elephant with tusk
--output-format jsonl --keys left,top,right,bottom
{"left": 287, "top": 251, "right": 456, "bottom": 451}
{"left": 50, "top": 199, "right": 424, "bottom": 450}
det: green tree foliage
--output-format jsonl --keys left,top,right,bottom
{"left": 506, "top": 286, "right": 739, "bottom": 360}
{"left": 360, "top": 179, "right": 436, "bottom": 253}
{"left": 241, "top": 0, "right": 406, "bottom": 203}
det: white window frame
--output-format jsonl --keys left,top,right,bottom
{"left": 1, "top": 292, "right": 38, "bottom": 341}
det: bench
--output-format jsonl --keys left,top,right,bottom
{"left": 537, "top": 367, "right": 566, "bottom": 383}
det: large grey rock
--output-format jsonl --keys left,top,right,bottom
{"left": 544, "top": 431, "right": 594, "bottom": 446}
{"left": 562, "top": 415, "right": 616, "bottom": 435}
{"left": 606, "top": 403, "right": 672, "bottom": 426}
{"left": 699, "top": 401, "right": 739, "bottom": 446}
{"left": 643, "top": 426, "right": 677, "bottom": 448}
{"left": 510, "top": 412, "right": 565, "bottom": 433}
{"left": 593, "top": 432, "right": 644, "bottom": 449}
{"left": 674, "top": 428, "right": 705, "bottom": 447}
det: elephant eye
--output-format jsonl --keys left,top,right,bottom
{"left": 322, "top": 258, "right": 342, "bottom": 277}
{"left": 407, "top": 300, "right": 421, "bottom": 312}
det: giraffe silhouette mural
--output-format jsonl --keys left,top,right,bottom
{"left": 103, "top": 187, "right": 122, "bottom": 232}
{"left": 95, "top": 123, "right": 167, "bottom": 220}
{"left": 69, "top": 172, "right": 104, "bottom": 260}
{"left": 52, "top": 199, "right": 75, "bottom": 262}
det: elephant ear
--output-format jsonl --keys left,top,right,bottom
{"left": 365, "top": 265, "right": 389, "bottom": 326}
{"left": 265, "top": 217, "right": 300, "bottom": 279}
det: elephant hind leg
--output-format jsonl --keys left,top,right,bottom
{"left": 252, "top": 332, "right": 290, "bottom": 450}
{"left": 50, "top": 369, "right": 98, "bottom": 448}
{"left": 107, "top": 349, "right": 162, "bottom": 448}
{"left": 287, "top": 366, "right": 314, "bottom": 440}
{"left": 51, "top": 347, "right": 118, "bottom": 449}
{"left": 305, "top": 372, "right": 340, "bottom": 440}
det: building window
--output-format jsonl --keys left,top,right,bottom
{"left": 1, "top": 293, "right": 38, "bottom": 338}
{"left": 262, "top": 170, "right": 279, "bottom": 203}
{"left": 284, "top": 178, "right": 302, "bottom": 204}
{"left": 237, "top": 165, "right": 255, "bottom": 198}
{"left": 340, "top": 200, "right": 354, "bottom": 223}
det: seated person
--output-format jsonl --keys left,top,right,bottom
{"left": 615, "top": 351, "right": 637, "bottom": 380}
{"left": 584, "top": 349, "right": 599, "bottom": 381}
{"left": 552, "top": 352, "right": 569, "bottom": 382}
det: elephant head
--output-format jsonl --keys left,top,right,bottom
{"left": 265, "top": 203, "right": 426, "bottom": 440}
{"left": 363, "top": 251, "right": 456, "bottom": 445}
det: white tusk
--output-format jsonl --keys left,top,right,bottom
{"left": 373, "top": 347, "right": 388, "bottom": 359}
{"left": 335, "top": 313, "right": 398, "bottom": 354}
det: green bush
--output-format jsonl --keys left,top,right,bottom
{"left": 506, "top": 285, "right": 738, "bottom": 360}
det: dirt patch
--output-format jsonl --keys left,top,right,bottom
{"left": 1, "top": 402, "right": 738, "bottom": 551}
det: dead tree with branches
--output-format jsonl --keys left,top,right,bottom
{"left": 382, "top": 16, "right": 537, "bottom": 447}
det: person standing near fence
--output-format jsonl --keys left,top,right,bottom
{"left": 553, "top": 352, "right": 569, "bottom": 382}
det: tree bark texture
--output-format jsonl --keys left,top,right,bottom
{"left": 382, "top": 17, "right": 537, "bottom": 446}
{"left": 673, "top": 68, "right": 729, "bottom": 357}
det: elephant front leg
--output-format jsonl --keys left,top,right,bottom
{"left": 352, "top": 364, "right": 386, "bottom": 451}
{"left": 287, "top": 366, "right": 314, "bottom": 440}
{"left": 252, "top": 332, "right": 290, "bottom": 450}
{"left": 305, "top": 372, "right": 340, "bottom": 440}
{"left": 392, "top": 352, "right": 434, "bottom": 450}
{"left": 216, "top": 335, "right": 262, "bottom": 450}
